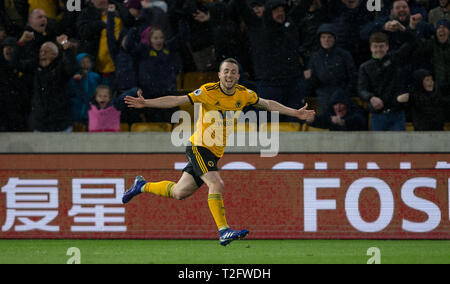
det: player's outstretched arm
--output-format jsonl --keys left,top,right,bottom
{"left": 256, "top": 98, "right": 315, "bottom": 121}
{"left": 125, "top": 90, "right": 190, "bottom": 109}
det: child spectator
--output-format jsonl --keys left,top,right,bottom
{"left": 397, "top": 69, "right": 446, "bottom": 130}
{"left": 126, "top": 23, "right": 184, "bottom": 122}
{"left": 69, "top": 53, "right": 101, "bottom": 125}
{"left": 88, "top": 85, "right": 132, "bottom": 132}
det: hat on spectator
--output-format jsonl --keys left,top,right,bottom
{"left": 436, "top": 19, "right": 449, "bottom": 30}
{"left": 1, "top": 37, "right": 17, "bottom": 48}
{"left": 124, "top": 0, "right": 142, "bottom": 10}
{"left": 249, "top": 0, "right": 265, "bottom": 7}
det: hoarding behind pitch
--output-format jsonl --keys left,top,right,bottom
{"left": 0, "top": 154, "right": 449, "bottom": 239}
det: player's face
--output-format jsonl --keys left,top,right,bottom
{"left": 150, "top": 30, "right": 165, "bottom": 51}
{"left": 219, "top": 62, "right": 240, "bottom": 91}
{"left": 391, "top": 1, "right": 410, "bottom": 22}
{"left": 423, "top": 76, "right": 434, "bottom": 92}
{"left": 370, "top": 42, "right": 389, "bottom": 59}
{"left": 320, "top": 33, "right": 335, "bottom": 49}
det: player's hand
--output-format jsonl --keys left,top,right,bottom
{"left": 296, "top": 103, "right": 315, "bottom": 121}
{"left": 125, "top": 89, "right": 146, "bottom": 108}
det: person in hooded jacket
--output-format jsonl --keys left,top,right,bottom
{"left": 0, "top": 36, "right": 28, "bottom": 131}
{"left": 69, "top": 53, "right": 101, "bottom": 125}
{"left": 305, "top": 23, "right": 358, "bottom": 115}
{"left": 397, "top": 69, "right": 446, "bottom": 130}
{"left": 233, "top": 0, "right": 313, "bottom": 122}
{"left": 305, "top": 89, "right": 367, "bottom": 131}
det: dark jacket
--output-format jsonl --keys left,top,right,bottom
{"left": 327, "top": 0, "right": 373, "bottom": 60}
{"left": 309, "top": 89, "right": 367, "bottom": 131}
{"left": 308, "top": 24, "right": 358, "bottom": 96}
{"left": 415, "top": 35, "right": 450, "bottom": 91}
{"left": 76, "top": 3, "right": 106, "bottom": 60}
{"left": 358, "top": 33, "right": 416, "bottom": 113}
{"left": 0, "top": 38, "right": 29, "bottom": 131}
{"left": 234, "top": 0, "right": 309, "bottom": 83}
{"left": 407, "top": 69, "right": 446, "bottom": 131}
{"left": 107, "top": 12, "right": 137, "bottom": 91}
{"left": 126, "top": 27, "right": 182, "bottom": 98}
{"left": 15, "top": 46, "right": 78, "bottom": 131}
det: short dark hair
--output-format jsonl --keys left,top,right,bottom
{"left": 219, "top": 58, "right": 240, "bottom": 72}
{"left": 369, "top": 32, "right": 389, "bottom": 45}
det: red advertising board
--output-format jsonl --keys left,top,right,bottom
{"left": 0, "top": 154, "right": 449, "bottom": 239}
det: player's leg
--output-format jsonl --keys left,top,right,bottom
{"left": 201, "top": 171, "right": 249, "bottom": 246}
{"left": 122, "top": 171, "right": 200, "bottom": 204}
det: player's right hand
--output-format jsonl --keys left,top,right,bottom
{"left": 125, "top": 90, "right": 146, "bottom": 109}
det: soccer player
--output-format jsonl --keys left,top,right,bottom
{"left": 122, "top": 58, "right": 315, "bottom": 246}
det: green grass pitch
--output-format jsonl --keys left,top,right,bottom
{"left": 0, "top": 239, "right": 449, "bottom": 264}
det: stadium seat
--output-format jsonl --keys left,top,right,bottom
{"left": 177, "top": 73, "right": 184, "bottom": 90}
{"left": 406, "top": 122, "right": 415, "bottom": 131}
{"left": 444, "top": 123, "right": 450, "bottom": 131}
{"left": 302, "top": 124, "right": 329, "bottom": 131}
{"left": 72, "top": 123, "right": 87, "bottom": 132}
{"left": 120, "top": 123, "right": 130, "bottom": 132}
{"left": 260, "top": 122, "right": 301, "bottom": 132}
{"left": 182, "top": 72, "right": 219, "bottom": 90}
{"left": 130, "top": 122, "right": 173, "bottom": 132}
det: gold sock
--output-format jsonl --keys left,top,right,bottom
{"left": 142, "top": 181, "right": 175, "bottom": 198}
{"left": 208, "top": 194, "right": 229, "bottom": 231}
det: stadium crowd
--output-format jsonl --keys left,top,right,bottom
{"left": 0, "top": 0, "right": 449, "bottom": 132}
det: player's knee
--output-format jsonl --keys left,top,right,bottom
{"left": 210, "top": 179, "right": 225, "bottom": 193}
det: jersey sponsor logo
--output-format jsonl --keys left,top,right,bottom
{"left": 194, "top": 89, "right": 202, "bottom": 96}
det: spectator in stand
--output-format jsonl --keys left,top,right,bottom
{"left": 297, "top": 0, "right": 329, "bottom": 66}
{"left": 358, "top": 31, "right": 417, "bottom": 131}
{"left": 126, "top": 18, "right": 186, "bottom": 122}
{"left": 169, "top": 0, "right": 216, "bottom": 71}
{"left": 125, "top": 0, "right": 170, "bottom": 33}
{"left": 107, "top": 4, "right": 137, "bottom": 94}
{"left": 327, "top": 0, "right": 373, "bottom": 66}
{"left": 415, "top": 19, "right": 450, "bottom": 94}
{"left": 0, "top": 36, "right": 28, "bottom": 131}
{"left": 14, "top": 35, "right": 77, "bottom": 132}
{"left": 397, "top": 69, "right": 446, "bottom": 130}
{"left": 88, "top": 85, "right": 132, "bottom": 132}
{"left": 18, "top": 9, "right": 58, "bottom": 68}
{"left": 233, "top": 0, "right": 312, "bottom": 122}
{"left": 305, "top": 89, "right": 367, "bottom": 131}
{"left": 0, "top": 0, "right": 29, "bottom": 38}
{"left": 76, "top": 0, "right": 127, "bottom": 86}
{"left": 0, "top": 26, "right": 6, "bottom": 42}
{"left": 361, "top": 0, "right": 434, "bottom": 52}
{"left": 429, "top": 0, "right": 450, "bottom": 27}
{"left": 305, "top": 24, "right": 358, "bottom": 115}
{"left": 69, "top": 53, "right": 101, "bottom": 126}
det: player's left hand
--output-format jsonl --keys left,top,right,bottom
{"left": 296, "top": 103, "right": 315, "bottom": 121}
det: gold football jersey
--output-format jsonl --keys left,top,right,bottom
{"left": 187, "top": 82, "right": 259, "bottom": 158}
